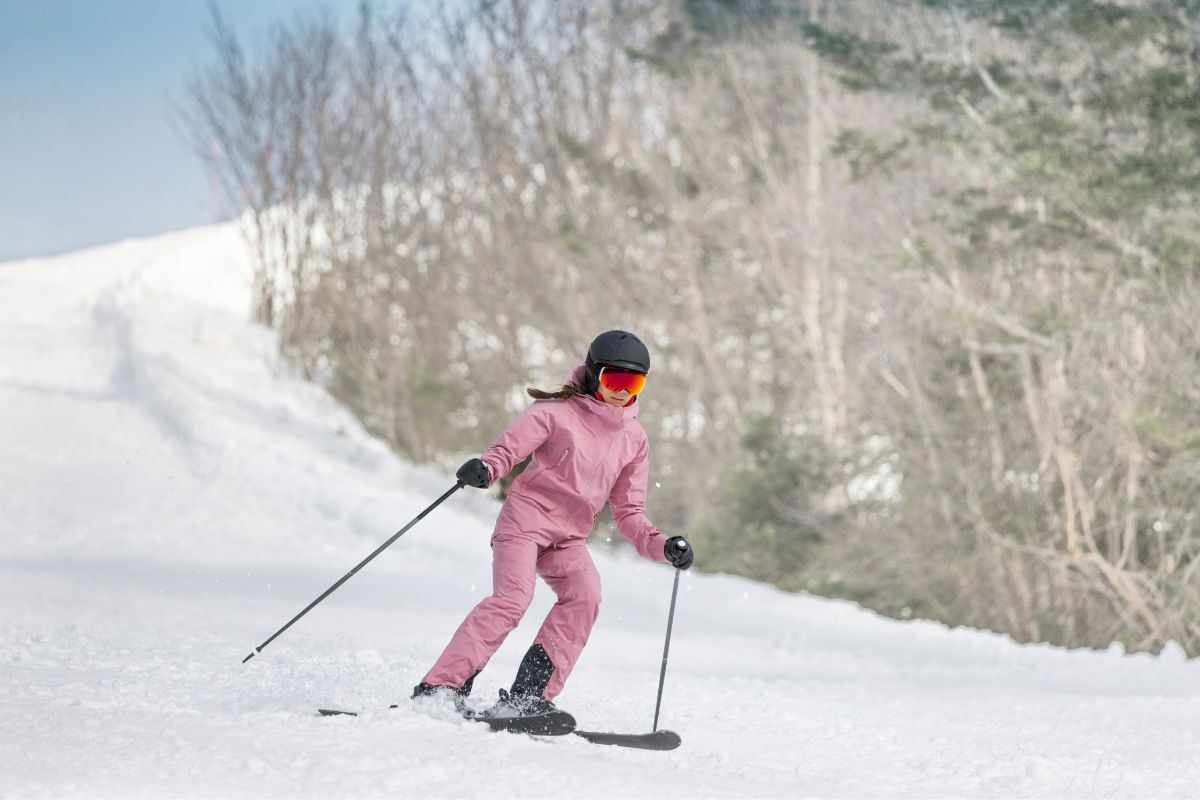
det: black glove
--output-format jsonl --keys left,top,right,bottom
{"left": 664, "top": 536, "right": 694, "bottom": 570}
{"left": 456, "top": 457, "right": 490, "bottom": 489}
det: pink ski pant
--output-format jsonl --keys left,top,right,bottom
{"left": 422, "top": 534, "right": 601, "bottom": 700}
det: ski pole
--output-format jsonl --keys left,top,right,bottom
{"left": 652, "top": 564, "right": 683, "bottom": 732}
{"left": 242, "top": 481, "right": 464, "bottom": 664}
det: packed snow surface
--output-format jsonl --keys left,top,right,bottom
{"left": 3, "top": 223, "right": 1200, "bottom": 799}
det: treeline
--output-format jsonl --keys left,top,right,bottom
{"left": 184, "top": 0, "right": 1200, "bottom": 655}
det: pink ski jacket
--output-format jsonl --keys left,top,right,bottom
{"left": 480, "top": 367, "right": 668, "bottom": 562}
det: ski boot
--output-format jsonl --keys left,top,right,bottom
{"left": 474, "top": 644, "right": 576, "bottom": 735}
{"left": 410, "top": 671, "right": 477, "bottom": 716}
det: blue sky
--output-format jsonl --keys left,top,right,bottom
{"left": 0, "top": 0, "right": 362, "bottom": 262}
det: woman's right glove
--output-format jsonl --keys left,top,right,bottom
{"left": 664, "top": 536, "right": 694, "bottom": 570}
{"left": 456, "top": 457, "right": 491, "bottom": 488}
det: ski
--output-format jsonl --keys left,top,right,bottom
{"left": 316, "top": 706, "right": 576, "bottom": 736}
{"left": 471, "top": 709, "right": 577, "bottom": 736}
{"left": 316, "top": 708, "right": 679, "bottom": 749}
{"left": 573, "top": 729, "right": 682, "bottom": 751}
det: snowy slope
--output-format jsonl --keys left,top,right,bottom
{"left": 3, "top": 223, "right": 1200, "bottom": 799}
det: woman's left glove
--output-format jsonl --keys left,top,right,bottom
{"left": 456, "top": 457, "right": 491, "bottom": 488}
{"left": 664, "top": 536, "right": 694, "bottom": 570}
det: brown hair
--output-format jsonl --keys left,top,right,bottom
{"left": 527, "top": 382, "right": 586, "bottom": 401}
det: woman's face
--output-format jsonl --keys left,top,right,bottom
{"left": 596, "top": 381, "right": 633, "bottom": 407}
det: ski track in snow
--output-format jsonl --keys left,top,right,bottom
{"left": 3, "top": 223, "right": 1200, "bottom": 799}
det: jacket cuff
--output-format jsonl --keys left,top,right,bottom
{"left": 647, "top": 532, "right": 669, "bottom": 562}
{"left": 480, "top": 456, "right": 498, "bottom": 484}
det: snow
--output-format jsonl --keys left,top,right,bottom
{"left": 3, "top": 222, "right": 1200, "bottom": 799}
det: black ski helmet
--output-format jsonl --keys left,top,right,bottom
{"left": 583, "top": 330, "right": 650, "bottom": 393}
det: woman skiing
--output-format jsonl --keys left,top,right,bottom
{"left": 413, "top": 330, "right": 694, "bottom": 720}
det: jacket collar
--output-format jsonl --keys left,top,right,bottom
{"left": 578, "top": 390, "right": 638, "bottom": 426}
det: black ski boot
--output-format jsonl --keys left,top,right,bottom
{"left": 410, "top": 671, "right": 478, "bottom": 715}
{"left": 478, "top": 644, "right": 569, "bottom": 720}
{"left": 481, "top": 688, "right": 559, "bottom": 718}
{"left": 510, "top": 642, "right": 555, "bottom": 705}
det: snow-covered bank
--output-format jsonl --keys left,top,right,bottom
{"left": 3, "top": 224, "right": 1200, "bottom": 799}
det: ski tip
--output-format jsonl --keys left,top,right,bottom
{"left": 656, "top": 729, "right": 683, "bottom": 750}
{"left": 317, "top": 708, "right": 359, "bottom": 717}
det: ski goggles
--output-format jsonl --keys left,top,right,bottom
{"left": 598, "top": 366, "right": 648, "bottom": 396}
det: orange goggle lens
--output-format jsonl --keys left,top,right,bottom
{"left": 598, "top": 367, "right": 647, "bottom": 396}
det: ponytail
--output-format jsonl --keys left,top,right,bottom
{"left": 527, "top": 361, "right": 598, "bottom": 400}
{"left": 527, "top": 382, "right": 586, "bottom": 401}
